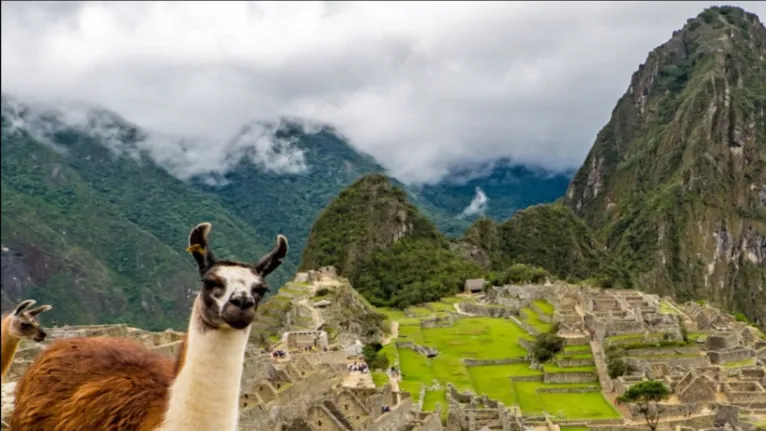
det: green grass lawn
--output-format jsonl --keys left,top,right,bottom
{"left": 399, "top": 348, "right": 433, "bottom": 384}
{"left": 407, "top": 306, "right": 434, "bottom": 317}
{"left": 473, "top": 379, "right": 613, "bottom": 419}
{"left": 398, "top": 380, "right": 423, "bottom": 401}
{"left": 383, "top": 302, "right": 622, "bottom": 420}
{"left": 398, "top": 322, "right": 425, "bottom": 344}
{"left": 468, "top": 363, "right": 542, "bottom": 402}
{"left": 372, "top": 371, "right": 389, "bottom": 387}
{"left": 540, "top": 391, "right": 620, "bottom": 419}
{"left": 659, "top": 300, "right": 682, "bottom": 315}
{"left": 560, "top": 427, "right": 589, "bottom": 431}
{"left": 422, "top": 390, "right": 447, "bottom": 415}
{"left": 521, "top": 307, "right": 552, "bottom": 333}
{"left": 378, "top": 307, "right": 408, "bottom": 321}
{"left": 723, "top": 358, "right": 757, "bottom": 368}
{"left": 558, "top": 352, "right": 593, "bottom": 360}
{"left": 533, "top": 299, "right": 555, "bottom": 315}
{"left": 378, "top": 343, "right": 398, "bottom": 365}
{"left": 687, "top": 332, "right": 707, "bottom": 342}
{"left": 564, "top": 344, "right": 591, "bottom": 353}
{"left": 427, "top": 300, "right": 459, "bottom": 313}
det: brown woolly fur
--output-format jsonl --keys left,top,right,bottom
{"left": 11, "top": 337, "right": 178, "bottom": 431}
{"left": 10, "top": 223, "right": 289, "bottom": 431}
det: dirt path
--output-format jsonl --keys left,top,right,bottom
{"left": 590, "top": 339, "right": 613, "bottom": 392}
{"left": 453, "top": 302, "right": 475, "bottom": 316}
{"left": 382, "top": 321, "right": 399, "bottom": 346}
{"left": 389, "top": 373, "right": 401, "bottom": 405}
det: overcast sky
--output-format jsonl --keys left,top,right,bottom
{"left": 2, "top": 1, "right": 765, "bottom": 184}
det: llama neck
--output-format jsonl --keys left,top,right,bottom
{"left": 159, "top": 300, "right": 250, "bottom": 431}
{"left": 1, "top": 315, "right": 21, "bottom": 379}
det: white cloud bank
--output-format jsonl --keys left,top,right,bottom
{"left": 459, "top": 187, "right": 489, "bottom": 218}
{"left": 2, "top": 1, "right": 765, "bottom": 184}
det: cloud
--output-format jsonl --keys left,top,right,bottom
{"left": 1, "top": 94, "right": 310, "bottom": 178}
{"left": 459, "top": 187, "right": 489, "bottom": 218}
{"left": 2, "top": 1, "right": 765, "bottom": 184}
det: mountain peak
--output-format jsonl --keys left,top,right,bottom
{"left": 562, "top": 6, "right": 766, "bottom": 326}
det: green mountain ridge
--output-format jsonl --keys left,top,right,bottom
{"left": 0, "top": 103, "right": 295, "bottom": 330}
{"left": 462, "top": 6, "right": 766, "bottom": 327}
{"left": 299, "top": 174, "right": 484, "bottom": 308}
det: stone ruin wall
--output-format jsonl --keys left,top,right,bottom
{"left": 707, "top": 347, "right": 755, "bottom": 365}
{"left": 542, "top": 371, "right": 597, "bottom": 384}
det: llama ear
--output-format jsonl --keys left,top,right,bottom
{"left": 13, "top": 299, "right": 36, "bottom": 316}
{"left": 27, "top": 305, "right": 52, "bottom": 316}
{"left": 187, "top": 222, "right": 217, "bottom": 275}
{"left": 254, "top": 235, "right": 288, "bottom": 278}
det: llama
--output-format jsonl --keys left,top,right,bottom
{"left": 10, "top": 222, "right": 288, "bottom": 431}
{"left": 1, "top": 299, "right": 52, "bottom": 379}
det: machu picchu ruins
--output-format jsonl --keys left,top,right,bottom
{"left": 2, "top": 267, "right": 765, "bottom": 430}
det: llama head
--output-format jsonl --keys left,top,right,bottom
{"left": 7, "top": 299, "right": 52, "bottom": 342}
{"left": 187, "top": 222, "right": 288, "bottom": 331}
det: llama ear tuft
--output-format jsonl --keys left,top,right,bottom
{"left": 27, "top": 305, "right": 52, "bottom": 316}
{"left": 188, "top": 222, "right": 217, "bottom": 275}
{"left": 13, "top": 299, "right": 36, "bottom": 316}
{"left": 254, "top": 235, "right": 288, "bottom": 278}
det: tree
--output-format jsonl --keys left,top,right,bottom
{"left": 617, "top": 381, "right": 671, "bottom": 431}
{"left": 531, "top": 323, "right": 565, "bottom": 363}
{"left": 607, "top": 357, "right": 627, "bottom": 379}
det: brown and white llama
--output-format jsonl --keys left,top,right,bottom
{"left": 1, "top": 299, "right": 52, "bottom": 379}
{"left": 10, "top": 222, "right": 288, "bottom": 431}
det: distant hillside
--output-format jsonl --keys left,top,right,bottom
{"left": 300, "top": 174, "right": 483, "bottom": 308}
{"left": 462, "top": 6, "right": 766, "bottom": 327}
{"left": 0, "top": 97, "right": 294, "bottom": 330}
{"left": 417, "top": 160, "right": 572, "bottom": 223}
{"left": 457, "top": 204, "right": 605, "bottom": 282}
{"left": 191, "top": 122, "right": 571, "bottom": 248}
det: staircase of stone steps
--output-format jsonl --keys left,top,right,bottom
{"left": 589, "top": 339, "right": 613, "bottom": 392}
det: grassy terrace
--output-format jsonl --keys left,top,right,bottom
{"left": 533, "top": 299, "right": 554, "bottom": 315}
{"left": 564, "top": 344, "right": 592, "bottom": 353}
{"left": 521, "top": 307, "right": 552, "bottom": 333}
{"left": 543, "top": 364, "right": 597, "bottom": 373}
{"left": 723, "top": 358, "right": 757, "bottom": 368}
{"left": 378, "top": 298, "right": 622, "bottom": 420}
{"left": 372, "top": 371, "right": 389, "bottom": 387}
{"left": 659, "top": 300, "right": 682, "bottom": 315}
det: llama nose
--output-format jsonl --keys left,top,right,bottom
{"left": 35, "top": 332, "right": 47, "bottom": 342}
{"left": 228, "top": 292, "right": 255, "bottom": 310}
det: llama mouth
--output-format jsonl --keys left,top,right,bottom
{"left": 221, "top": 307, "right": 255, "bottom": 330}
{"left": 226, "top": 319, "right": 251, "bottom": 330}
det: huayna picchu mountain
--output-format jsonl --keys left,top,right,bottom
{"left": 462, "top": 6, "right": 766, "bottom": 328}
{"left": 299, "top": 174, "right": 483, "bottom": 308}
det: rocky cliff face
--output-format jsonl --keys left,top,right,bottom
{"left": 564, "top": 6, "right": 766, "bottom": 325}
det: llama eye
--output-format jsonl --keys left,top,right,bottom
{"left": 203, "top": 279, "right": 221, "bottom": 288}
{"left": 20, "top": 323, "right": 33, "bottom": 330}
{"left": 252, "top": 284, "right": 270, "bottom": 298}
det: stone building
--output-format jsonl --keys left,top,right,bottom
{"left": 463, "top": 279, "right": 486, "bottom": 295}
